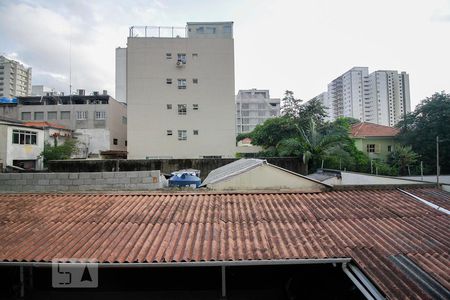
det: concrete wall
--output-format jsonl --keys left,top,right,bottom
{"left": 47, "top": 157, "right": 307, "bottom": 179}
{"left": 0, "top": 170, "right": 163, "bottom": 192}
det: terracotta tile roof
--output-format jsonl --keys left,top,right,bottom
{"left": 351, "top": 122, "right": 400, "bottom": 137}
{"left": 0, "top": 189, "right": 448, "bottom": 299}
{"left": 23, "top": 121, "right": 69, "bottom": 130}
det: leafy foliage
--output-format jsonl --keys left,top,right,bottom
{"left": 281, "top": 90, "right": 303, "bottom": 119}
{"left": 41, "top": 139, "right": 78, "bottom": 166}
{"left": 397, "top": 91, "right": 450, "bottom": 174}
{"left": 250, "top": 116, "right": 298, "bottom": 148}
{"left": 387, "top": 146, "right": 419, "bottom": 175}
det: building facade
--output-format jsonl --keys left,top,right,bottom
{"left": 115, "top": 47, "right": 127, "bottom": 103}
{"left": 0, "top": 55, "right": 32, "bottom": 98}
{"left": 126, "top": 22, "right": 236, "bottom": 158}
{"left": 0, "top": 94, "right": 127, "bottom": 158}
{"left": 235, "top": 89, "right": 280, "bottom": 134}
{"left": 0, "top": 118, "right": 44, "bottom": 170}
{"left": 311, "top": 67, "right": 410, "bottom": 126}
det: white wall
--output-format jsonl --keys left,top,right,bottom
{"left": 5, "top": 125, "right": 44, "bottom": 170}
{"left": 73, "top": 128, "right": 110, "bottom": 158}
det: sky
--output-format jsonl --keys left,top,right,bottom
{"left": 1, "top": 0, "right": 449, "bottom": 109}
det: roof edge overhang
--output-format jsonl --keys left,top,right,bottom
{"left": 0, "top": 258, "right": 351, "bottom": 268}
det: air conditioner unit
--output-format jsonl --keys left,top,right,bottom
{"left": 176, "top": 60, "right": 183, "bottom": 67}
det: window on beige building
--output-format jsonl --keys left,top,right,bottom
{"left": 178, "top": 104, "right": 187, "bottom": 115}
{"left": 177, "top": 79, "right": 187, "bottom": 89}
{"left": 178, "top": 130, "right": 187, "bottom": 141}
{"left": 48, "top": 111, "right": 57, "bottom": 120}
{"left": 21, "top": 112, "right": 31, "bottom": 120}
{"left": 61, "top": 111, "right": 71, "bottom": 120}
{"left": 76, "top": 111, "right": 88, "bottom": 120}
{"left": 95, "top": 111, "right": 106, "bottom": 120}
{"left": 34, "top": 112, "right": 44, "bottom": 120}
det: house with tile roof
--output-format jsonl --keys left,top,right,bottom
{"left": 23, "top": 121, "right": 73, "bottom": 147}
{"left": 201, "top": 158, "right": 329, "bottom": 191}
{"left": 0, "top": 187, "right": 448, "bottom": 299}
{"left": 350, "top": 122, "right": 401, "bottom": 161}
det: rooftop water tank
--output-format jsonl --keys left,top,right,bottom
{"left": 169, "top": 172, "right": 201, "bottom": 188}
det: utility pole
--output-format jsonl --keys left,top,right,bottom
{"left": 436, "top": 136, "right": 440, "bottom": 187}
{"left": 420, "top": 161, "right": 423, "bottom": 181}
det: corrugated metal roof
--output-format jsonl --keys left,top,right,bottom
{"left": 201, "top": 158, "right": 265, "bottom": 185}
{"left": 404, "top": 187, "right": 450, "bottom": 211}
{"left": 0, "top": 188, "right": 449, "bottom": 299}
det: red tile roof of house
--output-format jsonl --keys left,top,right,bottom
{"left": 23, "top": 121, "right": 69, "bottom": 130}
{"left": 0, "top": 188, "right": 448, "bottom": 299}
{"left": 351, "top": 122, "right": 400, "bottom": 137}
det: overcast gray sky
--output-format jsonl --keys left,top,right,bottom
{"left": 1, "top": 0, "right": 449, "bottom": 108}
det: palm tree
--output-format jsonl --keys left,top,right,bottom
{"left": 388, "top": 146, "right": 419, "bottom": 175}
{"left": 276, "top": 119, "right": 344, "bottom": 174}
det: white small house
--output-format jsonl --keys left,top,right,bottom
{"left": 201, "top": 159, "right": 329, "bottom": 191}
{"left": 0, "top": 119, "right": 44, "bottom": 170}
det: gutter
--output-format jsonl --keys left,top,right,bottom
{"left": 342, "top": 263, "right": 385, "bottom": 300}
{"left": 0, "top": 258, "right": 351, "bottom": 268}
{"left": 397, "top": 189, "right": 450, "bottom": 215}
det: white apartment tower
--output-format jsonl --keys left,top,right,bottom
{"left": 236, "top": 89, "right": 280, "bottom": 134}
{"left": 367, "top": 71, "right": 410, "bottom": 127}
{"left": 126, "top": 22, "right": 236, "bottom": 158}
{"left": 311, "top": 67, "right": 410, "bottom": 126}
{"left": 0, "top": 55, "right": 32, "bottom": 98}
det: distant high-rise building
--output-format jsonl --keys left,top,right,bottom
{"left": 115, "top": 47, "right": 127, "bottom": 103}
{"left": 236, "top": 89, "right": 280, "bottom": 134}
{"left": 0, "top": 55, "right": 32, "bottom": 98}
{"left": 311, "top": 67, "right": 410, "bottom": 126}
{"left": 126, "top": 22, "right": 236, "bottom": 158}
{"left": 310, "top": 91, "right": 331, "bottom": 121}
{"left": 367, "top": 70, "right": 410, "bottom": 127}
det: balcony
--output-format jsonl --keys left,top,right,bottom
{"left": 129, "top": 26, "right": 187, "bottom": 38}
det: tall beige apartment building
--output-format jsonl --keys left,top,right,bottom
{"left": 126, "top": 22, "right": 236, "bottom": 158}
{"left": 0, "top": 55, "right": 32, "bottom": 98}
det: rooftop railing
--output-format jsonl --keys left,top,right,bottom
{"left": 129, "top": 26, "right": 187, "bottom": 38}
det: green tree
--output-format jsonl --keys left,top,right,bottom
{"left": 387, "top": 146, "right": 419, "bottom": 176}
{"left": 397, "top": 91, "right": 450, "bottom": 174}
{"left": 276, "top": 119, "right": 344, "bottom": 174}
{"left": 281, "top": 90, "right": 303, "bottom": 119}
{"left": 250, "top": 116, "right": 298, "bottom": 148}
{"left": 281, "top": 90, "right": 328, "bottom": 128}
{"left": 41, "top": 138, "right": 78, "bottom": 166}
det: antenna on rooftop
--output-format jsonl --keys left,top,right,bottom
{"left": 69, "top": 26, "right": 72, "bottom": 97}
